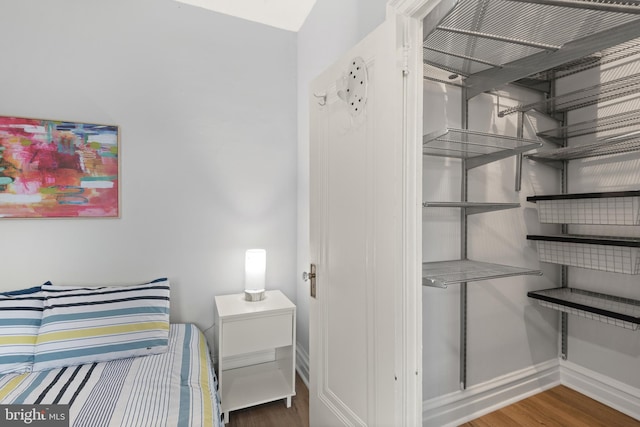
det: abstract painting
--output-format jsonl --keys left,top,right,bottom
{"left": 0, "top": 116, "right": 119, "bottom": 218}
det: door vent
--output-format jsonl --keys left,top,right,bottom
{"left": 337, "top": 57, "right": 368, "bottom": 116}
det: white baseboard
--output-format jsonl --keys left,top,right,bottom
{"left": 422, "top": 359, "right": 560, "bottom": 427}
{"left": 294, "top": 349, "right": 640, "bottom": 424}
{"left": 560, "top": 360, "right": 640, "bottom": 421}
{"left": 421, "top": 359, "right": 640, "bottom": 426}
{"left": 296, "top": 342, "right": 310, "bottom": 387}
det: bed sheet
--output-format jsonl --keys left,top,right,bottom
{"left": 0, "top": 323, "right": 222, "bottom": 427}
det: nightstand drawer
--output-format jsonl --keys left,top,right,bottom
{"left": 221, "top": 313, "right": 292, "bottom": 356}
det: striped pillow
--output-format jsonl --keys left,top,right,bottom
{"left": 33, "top": 278, "right": 170, "bottom": 372}
{"left": 0, "top": 286, "right": 44, "bottom": 374}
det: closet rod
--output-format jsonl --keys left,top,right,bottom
{"left": 515, "top": 112, "right": 524, "bottom": 192}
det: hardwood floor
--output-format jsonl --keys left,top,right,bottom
{"left": 225, "top": 380, "right": 639, "bottom": 427}
{"left": 460, "top": 385, "right": 640, "bottom": 427}
{"left": 226, "top": 373, "right": 309, "bottom": 427}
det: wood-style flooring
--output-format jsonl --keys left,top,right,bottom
{"left": 226, "top": 373, "right": 309, "bottom": 427}
{"left": 460, "top": 385, "right": 640, "bottom": 427}
{"left": 226, "top": 379, "right": 639, "bottom": 427}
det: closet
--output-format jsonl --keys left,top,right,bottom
{"left": 307, "top": 2, "right": 640, "bottom": 424}
{"left": 420, "top": 0, "right": 640, "bottom": 424}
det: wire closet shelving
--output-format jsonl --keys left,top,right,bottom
{"left": 527, "top": 234, "right": 640, "bottom": 274}
{"left": 525, "top": 191, "right": 640, "bottom": 330}
{"left": 423, "top": 260, "right": 541, "bottom": 288}
{"left": 422, "top": 128, "right": 542, "bottom": 289}
{"left": 421, "top": 0, "right": 640, "bottom": 385}
{"left": 527, "top": 190, "right": 640, "bottom": 225}
{"left": 528, "top": 287, "right": 640, "bottom": 330}
{"left": 422, "top": 128, "right": 542, "bottom": 168}
{"left": 422, "top": 0, "right": 640, "bottom": 99}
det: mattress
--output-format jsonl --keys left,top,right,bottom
{"left": 0, "top": 323, "right": 222, "bottom": 427}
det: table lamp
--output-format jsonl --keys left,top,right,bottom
{"left": 245, "top": 249, "right": 266, "bottom": 301}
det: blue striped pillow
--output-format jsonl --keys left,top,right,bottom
{"left": 0, "top": 286, "right": 44, "bottom": 374}
{"left": 33, "top": 278, "right": 170, "bottom": 372}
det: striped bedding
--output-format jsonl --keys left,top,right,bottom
{"left": 35, "top": 279, "right": 171, "bottom": 372}
{"left": 0, "top": 323, "right": 222, "bottom": 427}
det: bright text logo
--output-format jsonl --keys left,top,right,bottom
{"left": 0, "top": 405, "right": 68, "bottom": 426}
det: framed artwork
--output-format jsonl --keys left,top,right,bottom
{"left": 0, "top": 116, "right": 119, "bottom": 218}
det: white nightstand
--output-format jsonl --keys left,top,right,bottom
{"left": 214, "top": 290, "right": 296, "bottom": 424}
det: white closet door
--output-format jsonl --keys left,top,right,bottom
{"left": 308, "top": 14, "right": 419, "bottom": 427}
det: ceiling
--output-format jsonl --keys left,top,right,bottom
{"left": 174, "top": 0, "right": 317, "bottom": 32}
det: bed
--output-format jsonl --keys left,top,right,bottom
{"left": 0, "top": 280, "right": 222, "bottom": 427}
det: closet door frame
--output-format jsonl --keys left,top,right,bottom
{"left": 385, "top": 0, "right": 454, "bottom": 423}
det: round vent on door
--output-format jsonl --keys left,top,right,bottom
{"left": 345, "top": 57, "right": 367, "bottom": 116}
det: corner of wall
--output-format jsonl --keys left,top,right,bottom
{"left": 296, "top": 341, "right": 310, "bottom": 387}
{"left": 560, "top": 360, "right": 640, "bottom": 421}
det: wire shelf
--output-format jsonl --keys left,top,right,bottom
{"left": 527, "top": 234, "right": 640, "bottom": 274}
{"left": 422, "top": 201, "right": 520, "bottom": 215}
{"left": 527, "top": 133, "right": 640, "bottom": 161}
{"left": 536, "top": 109, "right": 640, "bottom": 142}
{"left": 528, "top": 37, "right": 640, "bottom": 81}
{"left": 527, "top": 191, "right": 640, "bottom": 225}
{"left": 423, "top": 0, "right": 640, "bottom": 98}
{"left": 499, "top": 73, "right": 640, "bottom": 117}
{"left": 422, "top": 259, "right": 541, "bottom": 288}
{"left": 528, "top": 287, "right": 640, "bottom": 331}
{"left": 423, "top": 128, "right": 542, "bottom": 169}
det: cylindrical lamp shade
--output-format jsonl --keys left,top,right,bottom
{"left": 244, "top": 249, "right": 266, "bottom": 301}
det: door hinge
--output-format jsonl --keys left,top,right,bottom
{"left": 303, "top": 264, "right": 317, "bottom": 298}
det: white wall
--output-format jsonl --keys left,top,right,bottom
{"left": 0, "top": 0, "right": 297, "bottom": 347}
{"left": 296, "top": 0, "right": 387, "bottom": 378}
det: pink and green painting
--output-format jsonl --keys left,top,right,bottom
{"left": 0, "top": 116, "right": 119, "bottom": 218}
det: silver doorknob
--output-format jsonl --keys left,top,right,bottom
{"left": 304, "top": 264, "right": 317, "bottom": 298}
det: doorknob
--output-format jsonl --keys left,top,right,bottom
{"left": 303, "top": 264, "right": 317, "bottom": 298}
